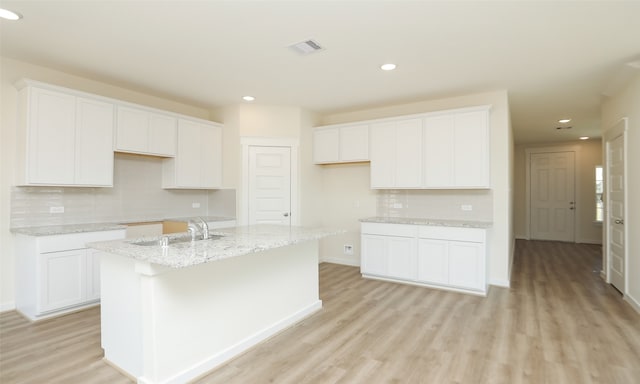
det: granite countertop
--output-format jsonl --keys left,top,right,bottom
{"left": 10, "top": 216, "right": 236, "bottom": 236}
{"left": 360, "top": 217, "right": 492, "bottom": 229}
{"left": 11, "top": 223, "right": 127, "bottom": 236}
{"left": 88, "top": 224, "right": 344, "bottom": 268}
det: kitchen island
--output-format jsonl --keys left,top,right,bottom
{"left": 88, "top": 225, "right": 342, "bottom": 384}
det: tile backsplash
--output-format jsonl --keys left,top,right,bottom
{"left": 11, "top": 153, "right": 235, "bottom": 228}
{"left": 377, "top": 189, "right": 492, "bottom": 221}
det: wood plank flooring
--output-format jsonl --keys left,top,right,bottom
{"left": 1, "top": 240, "right": 639, "bottom": 383}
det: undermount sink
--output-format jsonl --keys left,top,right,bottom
{"left": 131, "top": 234, "right": 224, "bottom": 247}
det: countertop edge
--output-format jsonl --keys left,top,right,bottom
{"left": 360, "top": 217, "right": 493, "bottom": 229}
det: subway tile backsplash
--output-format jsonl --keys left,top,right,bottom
{"left": 377, "top": 189, "right": 492, "bottom": 221}
{"left": 10, "top": 153, "right": 235, "bottom": 228}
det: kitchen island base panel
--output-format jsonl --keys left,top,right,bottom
{"left": 101, "top": 240, "right": 321, "bottom": 384}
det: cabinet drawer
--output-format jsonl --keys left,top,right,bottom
{"left": 38, "top": 230, "right": 126, "bottom": 253}
{"left": 418, "top": 226, "right": 485, "bottom": 243}
{"left": 361, "top": 223, "right": 417, "bottom": 237}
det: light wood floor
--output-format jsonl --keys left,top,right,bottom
{"left": 1, "top": 240, "right": 639, "bottom": 383}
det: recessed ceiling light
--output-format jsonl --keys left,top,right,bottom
{"left": 381, "top": 63, "right": 397, "bottom": 71}
{"left": 242, "top": 96, "right": 255, "bottom": 102}
{"left": 0, "top": 8, "right": 22, "bottom": 20}
{"left": 579, "top": 136, "right": 589, "bottom": 140}
{"left": 558, "top": 118, "right": 571, "bottom": 123}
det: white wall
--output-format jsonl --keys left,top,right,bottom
{"left": 513, "top": 140, "right": 603, "bottom": 244}
{"left": 601, "top": 72, "right": 640, "bottom": 312}
{"left": 0, "top": 57, "right": 211, "bottom": 310}
{"left": 318, "top": 90, "right": 514, "bottom": 287}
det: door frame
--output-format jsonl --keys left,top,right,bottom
{"left": 240, "top": 137, "right": 299, "bottom": 226}
{"left": 524, "top": 145, "right": 581, "bottom": 240}
{"left": 603, "top": 118, "right": 628, "bottom": 292}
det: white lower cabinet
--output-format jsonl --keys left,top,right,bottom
{"left": 361, "top": 222, "right": 488, "bottom": 295}
{"left": 39, "top": 249, "right": 86, "bottom": 313}
{"left": 15, "top": 229, "right": 125, "bottom": 321}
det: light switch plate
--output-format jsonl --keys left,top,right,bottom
{"left": 192, "top": 202, "right": 201, "bottom": 208}
{"left": 461, "top": 204, "right": 473, "bottom": 211}
{"left": 50, "top": 206, "right": 65, "bottom": 214}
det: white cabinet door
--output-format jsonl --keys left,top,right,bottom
{"left": 86, "top": 249, "right": 102, "bottom": 301}
{"left": 361, "top": 235, "right": 388, "bottom": 276}
{"left": 448, "top": 241, "right": 484, "bottom": 290}
{"left": 163, "top": 119, "right": 222, "bottom": 189}
{"left": 387, "top": 236, "right": 417, "bottom": 280}
{"left": 339, "top": 124, "right": 369, "bottom": 162}
{"left": 423, "top": 109, "right": 489, "bottom": 188}
{"left": 370, "top": 118, "right": 422, "bottom": 188}
{"left": 313, "top": 124, "right": 369, "bottom": 164}
{"left": 116, "top": 106, "right": 148, "bottom": 153}
{"left": 116, "top": 106, "right": 177, "bottom": 157}
{"left": 313, "top": 128, "right": 340, "bottom": 164}
{"left": 176, "top": 119, "right": 201, "bottom": 187}
{"left": 39, "top": 250, "right": 86, "bottom": 312}
{"left": 423, "top": 114, "right": 455, "bottom": 187}
{"left": 27, "top": 87, "right": 76, "bottom": 185}
{"left": 417, "top": 239, "right": 449, "bottom": 285}
{"left": 75, "top": 97, "right": 114, "bottom": 186}
{"left": 200, "top": 123, "right": 222, "bottom": 188}
{"left": 149, "top": 113, "right": 177, "bottom": 156}
{"left": 370, "top": 122, "right": 397, "bottom": 188}
{"left": 395, "top": 119, "right": 422, "bottom": 188}
{"left": 454, "top": 111, "right": 489, "bottom": 187}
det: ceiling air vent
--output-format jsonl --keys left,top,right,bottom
{"left": 288, "top": 39, "right": 324, "bottom": 55}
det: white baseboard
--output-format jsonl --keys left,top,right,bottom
{"left": 514, "top": 234, "right": 528, "bottom": 240}
{"left": 576, "top": 238, "right": 603, "bottom": 245}
{"left": 624, "top": 294, "right": 640, "bottom": 315}
{"left": 321, "top": 257, "right": 360, "bottom": 267}
{"left": 0, "top": 302, "right": 16, "bottom": 313}
{"left": 490, "top": 279, "right": 510, "bottom": 288}
{"left": 145, "top": 300, "right": 323, "bottom": 384}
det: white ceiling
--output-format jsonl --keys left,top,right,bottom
{"left": 1, "top": 1, "right": 639, "bottom": 144}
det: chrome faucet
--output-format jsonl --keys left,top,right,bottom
{"left": 187, "top": 217, "right": 209, "bottom": 241}
{"left": 198, "top": 217, "right": 209, "bottom": 240}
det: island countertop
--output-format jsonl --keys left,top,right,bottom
{"left": 88, "top": 224, "right": 344, "bottom": 268}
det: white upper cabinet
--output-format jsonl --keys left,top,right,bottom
{"left": 313, "top": 127, "right": 339, "bottom": 163}
{"left": 115, "top": 106, "right": 177, "bottom": 157}
{"left": 16, "top": 81, "right": 114, "bottom": 187}
{"left": 162, "top": 119, "right": 222, "bottom": 189}
{"left": 313, "top": 124, "right": 369, "bottom": 164}
{"left": 423, "top": 108, "right": 490, "bottom": 188}
{"left": 323, "top": 106, "right": 490, "bottom": 190}
{"left": 453, "top": 110, "right": 490, "bottom": 187}
{"left": 76, "top": 98, "right": 115, "bottom": 186}
{"left": 370, "top": 118, "right": 422, "bottom": 188}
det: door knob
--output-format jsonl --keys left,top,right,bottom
{"left": 615, "top": 219, "right": 624, "bottom": 224}
{"left": 283, "top": 213, "right": 289, "bottom": 217}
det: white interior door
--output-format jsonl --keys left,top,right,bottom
{"left": 530, "top": 151, "right": 575, "bottom": 242}
{"left": 607, "top": 132, "right": 625, "bottom": 292}
{"left": 248, "top": 146, "right": 291, "bottom": 225}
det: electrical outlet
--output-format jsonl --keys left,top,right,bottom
{"left": 192, "top": 202, "right": 201, "bottom": 208}
{"left": 49, "top": 206, "right": 65, "bottom": 214}
{"left": 343, "top": 244, "right": 354, "bottom": 255}
{"left": 461, "top": 204, "right": 473, "bottom": 211}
